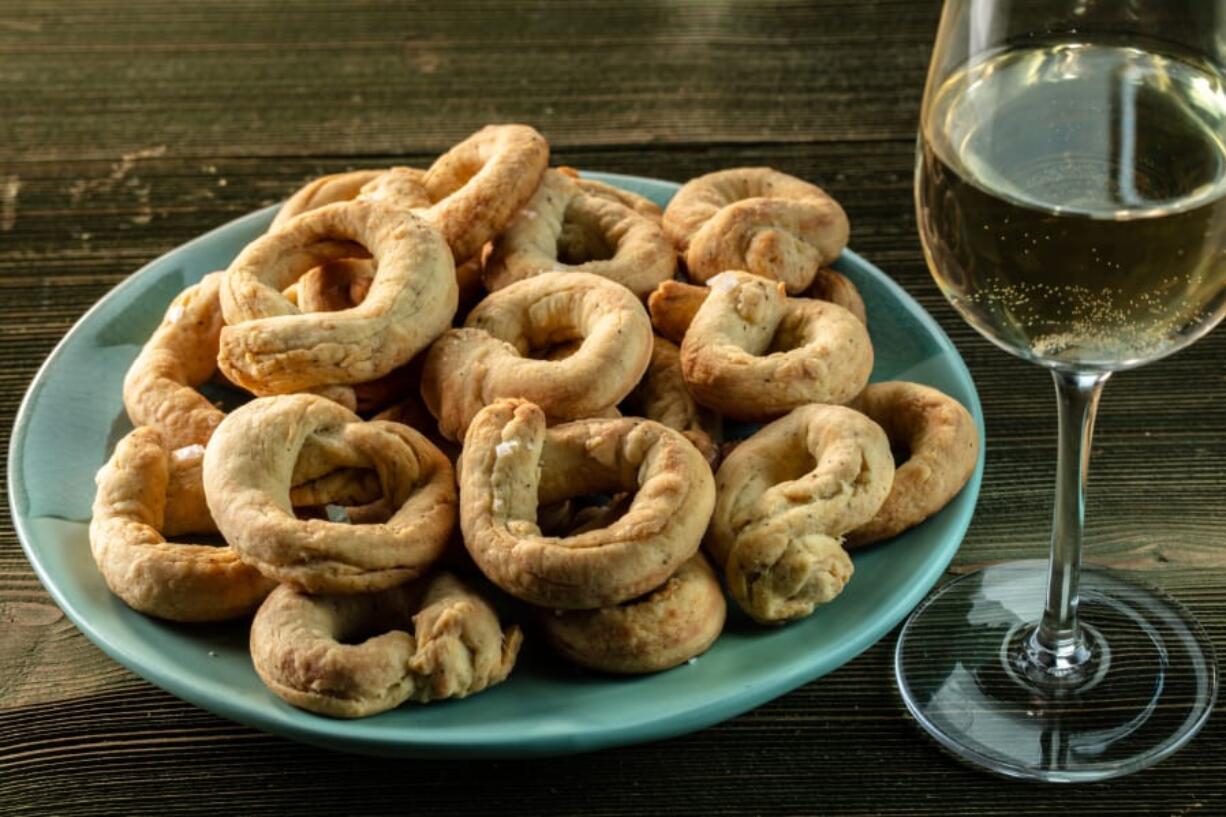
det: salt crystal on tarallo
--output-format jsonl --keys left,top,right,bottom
{"left": 707, "top": 272, "right": 739, "bottom": 293}
{"left": 495, "top": 440, "right": 520, "bottom": 458}
{"left": 325, "top": 504, "right": 352, "bottom": 524}
{"left": 166, "top": 304, "right": 185, "bottom": 324}
{"left": 520, "top": 208, "right": 538, "bottom": 220}
{"left": 171, "top": 444, "right": 206, "bottom": 463}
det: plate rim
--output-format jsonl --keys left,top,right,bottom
{"left": 8, "top": 171, "right": 985, "bottom": 757}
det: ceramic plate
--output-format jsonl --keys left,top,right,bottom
{"left": 9, "top": 172, "right": 984, "bottom": 757}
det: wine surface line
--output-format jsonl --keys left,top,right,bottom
{"left": 918, "top": 42, "right": 1226, "bottom": 369}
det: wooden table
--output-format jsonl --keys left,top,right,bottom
{"left": 2, "top": 1, "right": 1224, "bottom": 814}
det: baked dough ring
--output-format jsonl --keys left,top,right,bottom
{"left": 807, "top": 267, "right": 866, "bottom": 325}
{"left": 458, "top": 399, "right": 715, "bottom": 609}
{"left": 123, "top": 272, "right": 227, "bottom": 449}
{"left": 421, "top": 271, "right": 653, "bottom": 441}
{"left": 648, "top": 271, "right": 866, "bottom": 347}
{"left": 664, "top": 167, "right": 849, "bottom": 293}
{"left": 203, "top": 393, "right": 456, "bottom": 594}
{"left": 161, "top": 441, "right": 385, "bottom": 533}
{"left": 679, "top": 271, "right": 872, "bottom": 420}
{"left": 540, "top": 553, "right": 725, "bottom": 674}
{"left": 624, "top": 336, "right": 721, "bottom": 466}
{"left": 844, "top": 381, "right": 979, "bottom": 548}
{"left": 423, "top": 124, "right": 549, "bottom": 263}
{"left": 707, "top": 404, "right": 894, "bottom": 624}
{"left": 483, "top": 169, "right": 676, "bottom": 298}
{"left": 271, "top": 169, "right": 387, "bottom": 231}
{"left": 250, "top": 571, "right": 522, "bottom": 718}
{"left": 90, "top": 427, "right": 275, "bottom": 622}
{"left": 557, "top": 167, "right": 664, "bottom": 221}
{"left": 218, "top": 199, "right": 457, "bottom": 395}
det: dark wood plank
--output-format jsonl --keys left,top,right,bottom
{"left": 2, "top": 1, "right": 1225, "bottom": 815}
{"left": 0, "top": 0, "right": 939, "bottom": 162}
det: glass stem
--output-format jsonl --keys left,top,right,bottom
{"left": 1027, "top": 368, "right": 1111, "bottom": 677}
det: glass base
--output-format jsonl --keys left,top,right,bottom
{"left": 895, "top": 560, "right": 1218, "bottom": 782}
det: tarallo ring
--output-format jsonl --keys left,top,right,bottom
{"left": 218, "top": 198, "right": 457, "bottom": 395}
{"left": 421, "top": 271, "right": 653, "bottom": 441}
{"left": 663, "top": 167, "right": 849, "bottom": 293}
{"left": 483, "top": 169, "right": 675, "bottom": 298}
{"left": 458, "top": 398, "right": 715, "bottom": 609}
{"left": 844, "top": 381, "right": 979, "bottom": 548}
{"left": 706, "top": 404, "right": 894, "bottom": 624}
{"left": 89, "top": 427, "right": 275, "bottom": 622}
{"left": 540, "top": 553, "right": 726, "bottom": 674}
{"left": 677, "top": 271, "right": 872, "bottom": 420}
{"left": 203, "top": 393, "right": 457, "bottom": 594}
{"left": 249, "top": 572, "right": 522, "bottom": 718}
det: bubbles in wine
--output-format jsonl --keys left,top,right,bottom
{"left": 918, "top": 42, "right": 1226, "bottom": 369}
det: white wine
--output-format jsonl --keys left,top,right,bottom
{"left": 918, "top": 42, "right": 1226, "bottom": 369}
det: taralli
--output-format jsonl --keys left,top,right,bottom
{"left": 844, "top": 381, "right": 979, "bottom": 548}
{"left": 218, "top": 199, "right": 457, "bottom": 395}
{"left": 275, "top": 165, "right": 490, "bottom": 308}
{"left": 679, "top": 271, "right": 873, "bottom": 420}
{"left": 647, "top": 279, "right": 708, "bottom": 345}
{"left": 250, "top": 572, "right": 522, "bottom": 718}
{"left": 88, "top": 128, "right": 949, "bottom": 712}
{"left": 423, "top": 123, "right": 549, "bottom": 263}
{"left": 483, "top": 169, "right": 676, "bottom": 298}
{"left": 421, "top": 271, "right": 653, "bottom": 441}
{"left": 458, "top": 399, "right": 715, "bottom": 609}
{"left": 90, "top": 427, "right": 275, "bottom": 622}
{"left": 540, "top": 553, "right": 726, "bottom": 674}
{"left": 122, "top": 272, "right": 227, "bottom": 449}
{"left": 707, "top": 404, "right": 894, "bottom": 624}
{"left": 203, "top": 394, "right": 457, "bottom": 594}
{"left": 807, "top": 266, "right": 867, "bottom": 325}
{"left": 624, "top": 336, "right": 722, "bottom": 466}
{"left": 558, "top": 166, "right": 664, "bottom": 221}
{"left": 663, "top": 167, "right": 849, "bottom": 293}
{"left": 158, "top": 440, "right": 387, "bottom": 530}
{"left": 648, "top": 271, "right": 867, "bottom": 346}
{"left": 271, "top": 169, "right": 387, "bottom": 231}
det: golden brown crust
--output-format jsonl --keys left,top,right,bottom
{"left": 556, "top": 167, "right": 664, "bottom": 221}
{"left": 203, "top": 394, "right": 457, "bottom": 594}
{"left": 706, "top": 404, "right": 894, "bottom": 624}
{"left": 89, "top": 427, "right": 275, "bottom": 622}
{"left": 271, "top": 169, "right": 387, "bottom": 231}
{"left": 218, "top": 199, "right": 458, "bottom": 395}
{"left": 420, "top": 271, "right": 653, "bottom": 441}
{"left": 422, "top": 124, "right": 550, "bottom": 262}
{"left": 646, "top": 279, "right": 707, "bottom": 345}
{"left": 540, "top": 553, "right": 725, "bottom": 674}
{"left": 625, "top": 336, "right": 721, "bottom": 466}
{"left": 678, "top": 271, "right": 873, "bottom": 421}
{"left": 844, "top": 381, "right": 979, "bottom": 548}
{"left": 122, "top": 272, "right": 226, "bottom": 449}
{"left": 806, "top": 266, "right": 867, "bottom": 325}
{"left": 458, "top": 399, "right": 715, "bottom": 609}
{"left": 483, "top": 169, "right": 676, "bottom": 298}
{"left": 663, "top": 167, "right": 849, "bottom": 293}
{"left": 648, "top": 271, "right": 867, "bottom": 345}
{"left": 249, "top": 572, "right": 521, "bottom": 718}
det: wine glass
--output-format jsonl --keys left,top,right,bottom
{"left": 898, "top": 0, "right": 1226, "bottom": 781}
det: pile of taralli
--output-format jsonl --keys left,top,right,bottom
{"left": 90, "top": 124, "right": 980, "bottom": 719}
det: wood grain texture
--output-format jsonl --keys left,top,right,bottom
{"left": 1, "top": 1, "right": 1224, "bottom": 815}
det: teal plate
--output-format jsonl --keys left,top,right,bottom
{"left": 9, "top": 172, "right": 984, "bottom": 758}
